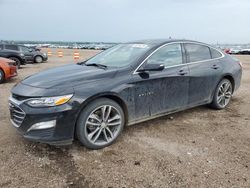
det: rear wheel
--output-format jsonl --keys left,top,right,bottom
{"left": 210, "top": 79, "right": 233, "bottom": 109}
{"left": 76, "top": 98, "right": 125, "bottom": 149}
{"left": 34, "top": 56, "right": 43, "bottom": 63}
{"left": 0, "top": 69, "right": 5, "bottom": 83}
{"left": 9, "top": 57, "right": 21, "bottom": 69}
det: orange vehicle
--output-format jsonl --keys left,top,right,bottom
{"left": 0, "top": 57, "right": 17, "bottom": 83}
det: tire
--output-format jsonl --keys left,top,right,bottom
{"left": 76, "top": 98, "right": 125, "bottom": 149}
{"left": 210, "top": 79, "right": 233, "bottom": 109}
{"left": 0, "top": 69, "right": 5, "bottom": 84}
{"left": 34, "top": 56, "right": 43, "bottom": 63}
{"left": 9, "top": 57, "right": 21, "bottom": 69}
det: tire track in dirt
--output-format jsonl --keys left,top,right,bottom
{"left": 24, "top": 144, "right": 89, "bottom": 188}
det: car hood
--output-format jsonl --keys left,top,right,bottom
{"left": 21, "top": 64, "right": 118, "bottom": 89}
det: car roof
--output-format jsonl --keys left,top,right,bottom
{"left": 128, "top": 39, "right": 206, "bottom": 45}
{"left": 0, "top": 43, "right": 18, "bottom": 45}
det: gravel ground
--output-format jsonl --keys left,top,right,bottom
{"left": 0, "top": 49, "right": 249, "bottom": 188}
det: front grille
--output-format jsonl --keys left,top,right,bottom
{"left": 9, "top": 102, "right": 25, "bottom": 127}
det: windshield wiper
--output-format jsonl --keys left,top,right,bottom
{"left": 85, "top": 63, "right": 107, "bottom": 69}
{"left": 77, "top": 60, "right": 86, "bottom": 65}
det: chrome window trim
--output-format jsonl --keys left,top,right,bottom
{"left": 133, "top": 41, "right": 224, "bottom": 74}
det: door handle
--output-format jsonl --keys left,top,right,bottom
{"left": 178, "top": 69, "right": 188, "bottom": 76}
{"left": 212, "top": 64, "right": 219, "bottom": 69}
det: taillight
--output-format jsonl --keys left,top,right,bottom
{"left": 237, "top": 61, "right": 243, "bottom": 67}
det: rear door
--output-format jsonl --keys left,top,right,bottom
{"left": 184, "top": 43, "right": 223, "bottom": 105}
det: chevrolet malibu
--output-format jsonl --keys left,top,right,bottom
{"left": 9, "top": 39, "right": 242, "bottom": 149}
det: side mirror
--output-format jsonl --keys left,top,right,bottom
{"left": 29, "top": 49, "right": 33, "bottom": 52}
{"left": 138, "top": 63, "right": 164, "bottom": 72}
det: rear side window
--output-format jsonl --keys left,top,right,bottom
{"left": 0, "top": 44, "right": 3, "bottom": 50}
{"left": 184, "top": 43, "right": 211, "bottom": 63}
{"left": 5, "top": 45, "right": 19, "bottom": 51}
{"left": 210, "top": 48, "right": 222, "bottom": 59}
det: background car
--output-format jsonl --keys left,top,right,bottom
{"left": 239, "top": 49, "right": 250, "bottom": 55}
{"left": 0, "top": 57, "right": 17, "bottom": 83}
{"left": 0, "top": 44, "right": 26, "bottom": 68}
{"left": 18, "top": 45, "right": 48, "bottom": 63}
{"left": 229, "top": 49, "right": 241, "bottom": 55}
{"left": 0, "top": 44, "right": 48, "bottom": 64}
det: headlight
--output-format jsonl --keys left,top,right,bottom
{"left": 26, "top": 94, "right": 73, "bottom": 107}
{"left": 43, "top": 53, "right": 47, "bottom": 56}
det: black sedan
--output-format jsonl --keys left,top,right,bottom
{"left": 9, "top": 39, "right": 242, "bottom": 149}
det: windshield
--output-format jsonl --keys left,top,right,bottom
{"left": 85, "top": 43, "right": 152, "bottom": 68}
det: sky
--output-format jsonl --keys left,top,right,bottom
{"left": 0, "top": 0, "right": 250, "bottom": 44}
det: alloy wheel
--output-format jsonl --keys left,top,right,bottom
{"left": 217, "top": 81, "right": 232, "bottom": 108}
{"left": 84, "top": 105, "right": 122, "bottom": 146}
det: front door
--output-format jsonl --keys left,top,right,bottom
{"left": 131, "top": 43, "right": 189, "bottom": 121}
{"left": 19, "top": 46, "right": 34, "bottom": 62}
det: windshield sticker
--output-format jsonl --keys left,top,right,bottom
{"left": 132, "top": 44, "right": 149, "bottom": 49}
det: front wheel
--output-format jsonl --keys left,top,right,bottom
{"left": 210, "top": 79, "right": 233, "bottom": 109}
{"left": 76, "top": 98, "right": 125, "bottom": 149}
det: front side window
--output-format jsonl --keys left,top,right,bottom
{"left": 147, "top": 43, "right": 183, "bottom": 67}
{"left": 20, "top": 46, "right": 31, "bottom": 52}
{"left": 5, "top": 45, "right": 19, "bottom": 51}
{"left": 85, "top": 43, "right": 152, "bottom": 68}
{"left": 185, "top": 44, "right": 211, "bottom": 63}
{"left": 20, "top": 46, "right": 33, "bottom": 53}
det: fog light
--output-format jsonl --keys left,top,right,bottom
{"left": 27, "top": 120, "right": 56, "bottom": 132}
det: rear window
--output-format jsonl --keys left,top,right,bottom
{"left": 185, "top": 43, "right": 211, "bottom": 63}
{"left": 210, "top": 48, "right": 222, "bottom": 59}
{"left": 5, "top": 45, "right": 19, "bottom": 51}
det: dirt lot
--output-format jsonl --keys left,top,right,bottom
{"left": 0, "top": 49, "right": 249, "bottom": 188}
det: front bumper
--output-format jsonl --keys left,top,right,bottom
{"left": 9, "top": 96, "right": 77, "bottom": 145}
{"left": 43, "top": 55, "right": 48, "bottom": 61}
